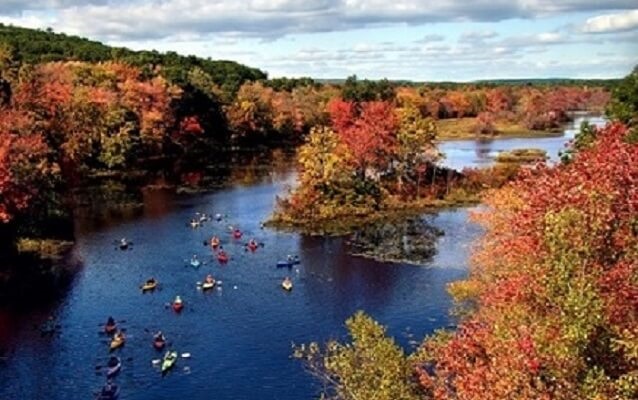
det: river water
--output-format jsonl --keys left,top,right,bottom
{"left": 439, "top": 113, "right": 606, "bottom": 170}
{"left": 0, "top": 114, "right": 604, "bottom": 399}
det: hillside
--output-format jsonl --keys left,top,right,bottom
{"left": 0, "top": 24, "right": 266, "bottom": 92}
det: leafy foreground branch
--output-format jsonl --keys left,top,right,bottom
{"left": 293, "top": 311, "right": 421, "bottom": 400}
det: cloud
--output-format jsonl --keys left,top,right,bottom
{"left": 582, "top": 9, "right": 638, "bottom": 34}
{"left": 2, "top": 0, "right": 637, "bottom": 41}
{"left": 459, "top": 30, "right": 498, "bottom": 43}
{"left": 415, "top": 34, "right": 445, "bottom": 43}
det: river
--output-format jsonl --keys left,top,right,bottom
{"left": 0, "top": 114, "right": 604, "bottom": 399}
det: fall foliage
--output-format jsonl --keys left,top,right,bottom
{"left": 416, "top": 122, "right": 638, "bottom": 400}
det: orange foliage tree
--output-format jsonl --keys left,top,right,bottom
{"left": 416, "top": 122, "right": 638, "bottom": 399}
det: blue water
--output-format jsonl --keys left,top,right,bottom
{"left": 0, "top": 164, "right": 480, "bottom": 399}
{"left": 439, "top": 114, "right": 606, "bottom": 170}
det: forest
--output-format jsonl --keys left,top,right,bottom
{"left": 0, "top": 26, "right": 613, "bottom": 242}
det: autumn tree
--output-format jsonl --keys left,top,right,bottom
{"left": 416, "top": 122, "right": 638, "bottom": 400}
{"left": 294, "top": 311, "right": 419, "bottom": 400}
{"left": 395, "top": 104, "right": 439, "bottom": 198}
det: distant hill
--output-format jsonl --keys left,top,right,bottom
{"left": 0, "top": 24, "right": 267, "bottom": 92}
{"left": 317, "top": 77, "right": 620, "bottom": 88}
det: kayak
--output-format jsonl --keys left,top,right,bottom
{"left": 277, "top": 261, "right": 292, "bottom": 268}
{"left": 190, "top": 259, "right": 201, "bottom": 268}
{"left": 141, "top": 280, "right": 158, "bottom": 292}
{"left": 189, "top": 221, "right": 200, "bottom": 228}
{"left": 281, "top": 280, "right": 293, "bottom": 291}
{"left": 40, "top": 321, "right": 57, "bottom": 336}
{"left": 217, "top": 253, "right": 229, "bottom": 263}
{"left": 247, "top": 243, "right": 258, "bottom": 252}
{"left": 201, "top": 280, "right": 216, "bottom": 290}
{"left": 106, "top": 357, "right": 121, "bottom": 378}
{"left": 172, "top": 300, "right": 184, "bottom": 313}
{"left": 153, "top": 336, "right": 166, "bottom": 350}
{"left": 154, "top": 337, "right": 166, "bottom": 350}
{"left": 97, "top": 383, "right": 119, "bottom": 400}
{"left": 110, "top": 334, "right": 125, "bottom": 351}
{"left": 232, "top": 230, "right": 242, "bottom": 239}
{"left": 161, "top": 351, "right": 178, "bottom": 373}
{"left": 210, "top": 238, "right": 220, "bottom": 248}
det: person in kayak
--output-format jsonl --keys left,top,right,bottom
{"left": 210, "top": 236, "right": 220, "bottom": 247}
{"left": 205, "top": 274, "right": 214, "bottom": 284}
{"left": 154, "top": 330, "right": 165, "bottom": 341}
{"left": 106, "top": 316, "right": 116, "bottom": 327}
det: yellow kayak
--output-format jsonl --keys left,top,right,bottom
{"left": 141, "top": 280, "right": 158, "bottom": 292}
{"left": 281, "top": 279, "right": 293, "bottom": 291}
{"left": 202, "top": 280, "right": 216, "bottom": 290}
{"left": 110, "top": 333, "right": 125, "bottom": 350}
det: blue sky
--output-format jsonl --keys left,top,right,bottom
{"left": 1, "top": 1, "right": 636, "bottom": 80}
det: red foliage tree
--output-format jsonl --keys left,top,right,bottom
{"left": 327, "top": 99, "right": 398, "bottom": 173}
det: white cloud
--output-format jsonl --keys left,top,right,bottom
{"left": 1, "top": 0, "right": 637, "bottom": 40}
{"left": 582, "top": 9, "right": 638, "bottom": 33}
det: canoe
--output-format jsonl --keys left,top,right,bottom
{"left": 161, "top": 351, "right": 178, "bottom": 373}
{"left": 281, "top": 280, "right": 293, "bottom": 291}
{"left": 110, "top": 334, "right": 125, "bottom": 350}
{"left": 106, "top": 357, "right": 121, "bottom": 378}
{"left": 201, "top": 281, "right": 216, "bottom": 290}
{"left": 141, "top": 281, "right": 157, "bottom": 292}
{"left": 104, "top": 323, "right": 117, "bottom": 335}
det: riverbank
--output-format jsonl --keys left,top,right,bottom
{"left": 437, "top": 117, "right": 563, "bottom": 140}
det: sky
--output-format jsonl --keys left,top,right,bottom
{"left": 0, "top": 1, "right": 637, "bottom": 81}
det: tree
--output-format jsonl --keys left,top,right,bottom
{"left": 417, "top": 122, "right": 638, "bottom": 400}
{"left": 607, "top": 65, "right": 638, "bottom": 128}
{"left": 328, "top": 99, "right": 398, "bottom": 176}
{"left": 294, "top": 311, "right": 419, "bottom": 400}
{"left": 395, "top": 104, "right": 439, "bottom": 197}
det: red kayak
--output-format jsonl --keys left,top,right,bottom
{"left": 153, "top": 337, "right": 166, "bottom": 350}
{"left": 247, "top": 242, "right": 258, "bottom": 252}
{"left": 217, "top": 252, "right": 229, "bottom": 263}
{"left": 172, "top": 297, "right": 184, "bottom": 313}
{"left": 232, "top": 230, "right": 242, "bottom": 239}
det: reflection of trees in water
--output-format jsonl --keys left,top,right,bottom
{"left": 176, "top": 148, "right": 295, "bottom": 188}
{"left": 297, "top": 235, "right": 400, "bottom": 320}
{"left": 474, "top": 138, "right": 494, "bottom": 161}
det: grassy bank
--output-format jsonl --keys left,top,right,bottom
{"left": 437, "top": 117, "right": 562, "bottom": 140}
{"left": 267, "top": 193, "right": 480, "bottom": 236}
